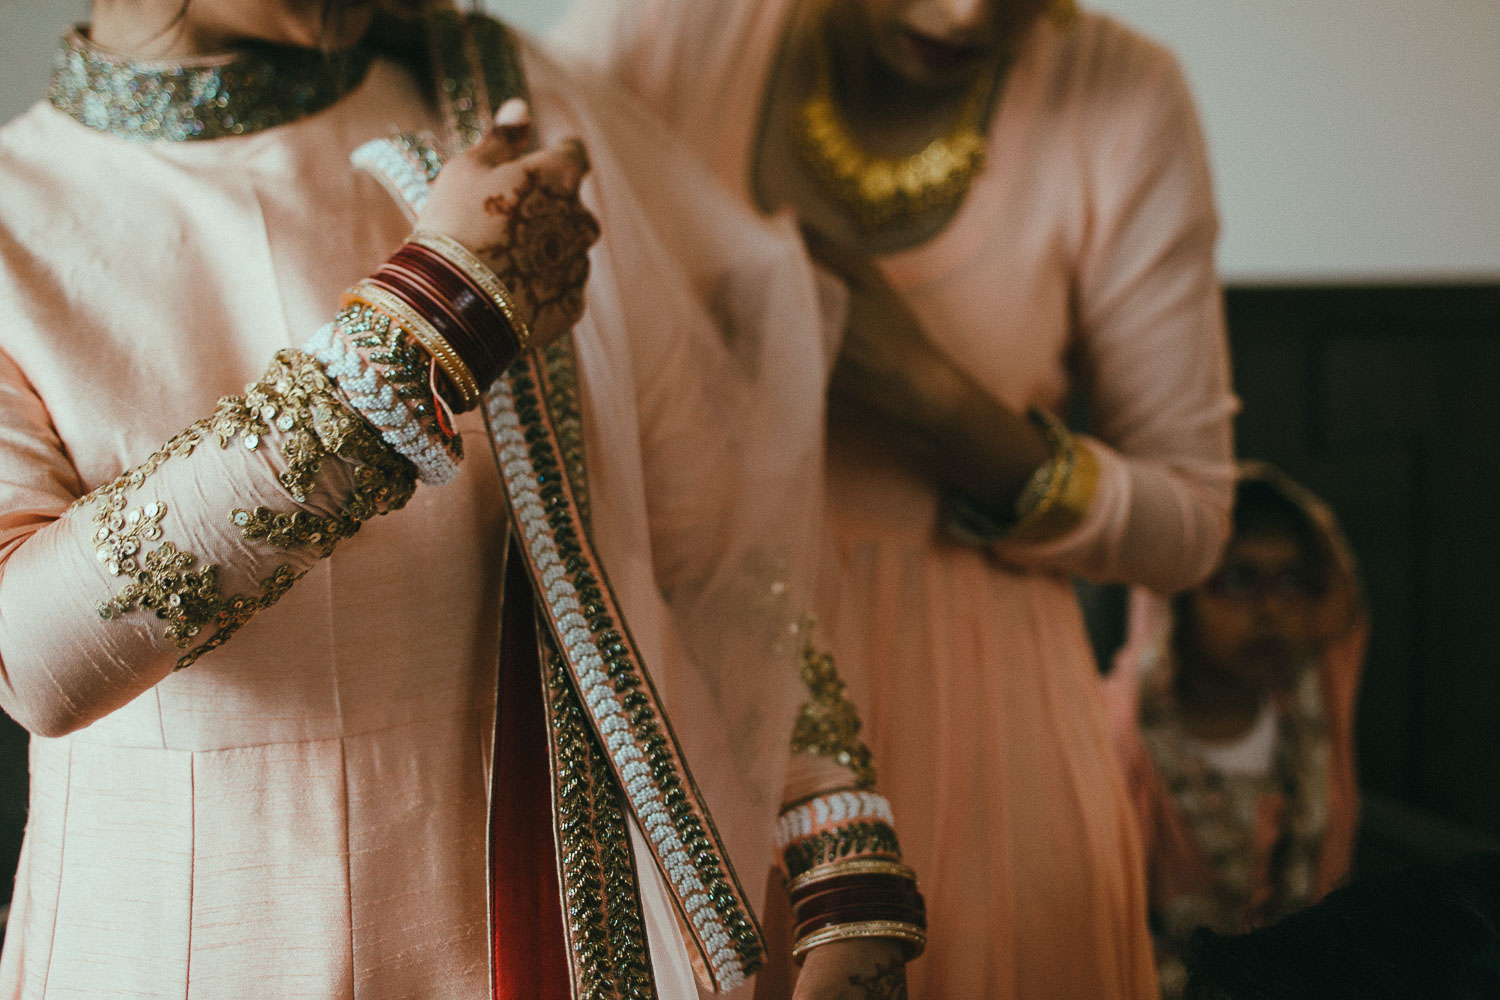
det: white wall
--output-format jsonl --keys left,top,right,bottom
{"left": 0, "top": 1, "right": 88, "bottom": 125}
{"left": 1089, "top": 0, "right": 1500, "bottom": 282}
{"left": 6, "top": 2, "right": 1496, "bottom": 282}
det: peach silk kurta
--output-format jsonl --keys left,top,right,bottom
{"left": 554, "top": 5, "right": 1237, "bottom": 997}
{"left": 0, "top": 29, "right": 834, "bottom": 999}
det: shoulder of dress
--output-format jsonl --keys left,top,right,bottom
{"left": 0, "top": 101, "right": 67, "bottom": 167}
{"left": 1036, "top": 11, "right": 1184, "bottom": 105}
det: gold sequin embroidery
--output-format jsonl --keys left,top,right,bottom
{"left": 791, "top": 639, "right": 878, "bottom": 790}
{"left": 86, "top": 350, "right": 417, "bottom": 668}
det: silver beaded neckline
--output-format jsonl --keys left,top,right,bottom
{"left": 47, "top": 28, "right": 374, "bottom": 142}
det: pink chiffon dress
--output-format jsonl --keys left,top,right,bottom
{"left": 555, "top": 5, "right": 1238, "bottom": 997}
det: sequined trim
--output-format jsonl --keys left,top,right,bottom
{"left": 351, "top": 133, "right": 442, "bottom": 220}
{"left": 791, "top": 641, "right": 877, "bottom": 789}
{"left": 311, "top": 308, "right": 463, "bottom": 484}
{"left": 538, "top": 339, "right": 592, "bottom": 522}
{"left": 488, "top": 368, "right": 763, "bottom": 989}
{"left": 397, "top": 16, "right": 674, "bottom": 994}
{"left": 47, "top": 29, "right": 372, "bottom": 142}
{"left": 426, "top": 12, "right": 526, "bottom": 152}
{"left": 542, "top": 636, "right": 659, "bottom": 998}
{"left": 84, "top": 351, "right": 416, "bottom": 669}
{"left": 774, "top": 791, "right": 896, "bottom": 852}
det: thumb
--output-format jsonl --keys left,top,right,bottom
{"left": 472, "top": 98, "right": 533, "bottom": 166}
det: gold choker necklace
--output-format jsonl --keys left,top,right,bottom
{"left": 792, "top": 34, "right": 998, "bottom": 232}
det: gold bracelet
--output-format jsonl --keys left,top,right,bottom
{"left": 788, "top": 860, "right": 918, "bottom": 896}
{"left": 408, "top": 231, "right": 533, "bottom": 351}
{"left": 791, "top": 920, "right": 927, "bottom": 964}
{"left": 345, "top": 281, "right": 482, "bottom": 412}
{"left": 1009, "top": 408, "right": 1098, "bottom": 543}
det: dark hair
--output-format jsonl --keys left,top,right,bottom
{"left": 1231, "top": 477, "right": 1331, "bottom": 579}
{"left": 1183, "top": 853, "right": 1500, "bottom": 1000}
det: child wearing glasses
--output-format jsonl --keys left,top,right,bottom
{"left": 1105, "top": 463, "right": 1368, "bottom": 998}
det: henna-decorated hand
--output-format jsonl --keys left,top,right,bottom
{"left": 794, "top": 940, "right": 910, "bottom": 1000}
{"left": 418, "top": 99, "right": 602, "bottom": 350}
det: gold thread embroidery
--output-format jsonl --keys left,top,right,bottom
{"left": 791, "top": 640, "right": 878, "bottom": 789}
{"left": 543, "top": 637, "right": 658, "bottom": 998}
{"left": 428, "top": 12, "right": 664, "bottom": 993}
{"left": 87, "top": 350, "right": 417, "bottom": 668}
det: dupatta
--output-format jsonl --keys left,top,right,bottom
{"left": 368, "top": 10, "right": 835, "bottom": 996}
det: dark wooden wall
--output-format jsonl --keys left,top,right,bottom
{"left": 1225, "top": 283, "right": 1500, "bottom": 840}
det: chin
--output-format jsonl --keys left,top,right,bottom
{"left": 232, "top": 3, "right": 378, "bottom": 51}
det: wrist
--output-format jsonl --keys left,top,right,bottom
{"left": 942, "top": 408, "right": 1099, "bottom": 546}
{"left": 345, "top": 234, "right": 533, "bottom": 414}
{"left": 776, "top": 790, "right": 927, "bottom": 966}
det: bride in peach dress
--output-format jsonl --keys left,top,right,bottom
{"left": 0, "top": 1, "right": 917, "bottom": 996}
{"left": 557, "top": 0, "right": 1238, "bottom": 995}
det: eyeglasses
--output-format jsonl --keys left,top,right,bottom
{"left": 1201, "top": 564, "right": 1327, "bottom": 604}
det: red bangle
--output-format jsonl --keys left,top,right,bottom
{"left": 369, "top": 245, "right": 520, "bottom": 394}
{"left": 793, "top": 892, "right": 925, "bottom": 931}
{"left": 387, "top": 243, "right": 518, "bottom": 384}
{"left": 794, "top": 903, "right": 927, "bottom": 943}
{"left": 789, "top": 872, "right": 918, "bottom": 906}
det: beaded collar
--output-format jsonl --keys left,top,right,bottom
{"left": 47, "top": 28, "right": 373, "bottom": 142}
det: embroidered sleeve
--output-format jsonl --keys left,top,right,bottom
{"left": 0, "top": 345, "right": 426, "bottom": 737}
{"left": 789, "top": 640, "right": 878, "bottom": 790}
{"left": 80, "top": 349, "right": 418, "bottom": 670}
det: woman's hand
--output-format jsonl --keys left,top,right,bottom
{"left": 418, "top": 100, "right": 602, "bottom": 350}
{"left": 794, "top": 940, "right": 909, "bottom": 1000}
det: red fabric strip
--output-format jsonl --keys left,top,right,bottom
{"left": 491, "top": 543, "right": 572, "bottom": 1000}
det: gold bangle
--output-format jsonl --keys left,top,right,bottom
{"left": 345, "top": 281, "right": 481, "bottom": 411}
{"left": 408, "top": 231, "right": 533, "bottom": 351}
{"left": 1009, "top": 408, "right": 1098, "bottom": 543}
{"left": 788, "top": 860, "right": 918, "bottom": 896}
{"left": 791, "top": 920, "right": 927, "bottom": 964}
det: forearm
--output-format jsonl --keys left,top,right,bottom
{"left": 0, "top": 349, "right": 418, "bottom": 736}
{"left": 775, "top": 640, "right": 925, "bottom": 978}
{"left": 993, "top": 437, "right": 1233, "bottom": 591}
{"left": 0, "top": 237, "right": 520, "bottom": 737}
{"left": 917, "top": 371, "right": 1051, "bottom": 513}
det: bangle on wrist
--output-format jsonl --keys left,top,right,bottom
{"left": 943, "top": 407, "right": 1099, "bottom": 546}
{"left": 791, "top": 920, "right": 927, "bottom": 964}
{"left": 788, "top": 859, "right": 917, "bottom": 896}
{"left": 346, "top": 233, "right": 534, "bottom": 415}
{"left": 342, "top": 281, "right": 481, "bottom": 412}
{"left": 779, "top": 802, "right": 927, "bottom": 966}
{"left": 408, "top": 231, "right": 533, "bottom": 353}
{"left": 1008, "top": 407, "right": 1098, "bottom": 542}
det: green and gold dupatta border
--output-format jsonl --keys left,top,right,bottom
{"left": 424, "top": 12, "right": 658, "bottom": 998}
{"left": 424, "top": 11, "right": 765, "bottom": 993}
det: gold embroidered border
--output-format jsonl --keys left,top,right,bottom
{"left": 791, "top": 641, "right": 877, "bottom": 789}
{"left": 425, "top": 13, "right": 663, "bottom": 997}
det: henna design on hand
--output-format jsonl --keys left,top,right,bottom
{"left": 479, "top": 167, "right": 601, "bottom": 334}
{"left": 848, "top": 959, "right": 908, "bottom": 1000}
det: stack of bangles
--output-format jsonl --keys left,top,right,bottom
{"left": 776, "top": 790, "right": 927, "bottom": 963}
{"left": 789, "top": 858, "right": 927, "bottom": 962}
{"left": 342, "top": 231, "right": 531, "bottom": 414}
